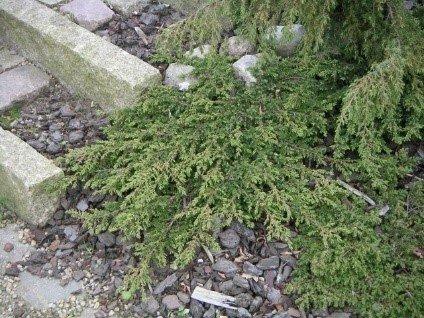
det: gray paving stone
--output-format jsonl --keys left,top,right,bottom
{"left": 0, "top": 48, "right": 25, "bottom": 73}
{"left": 0, "top": 0, "right": 161, "bottom": 111}
{"left": 0, "top": 224, "right": 35, "bottom": 274}
{"left": 16, "top": 271, "right": 82, "bottom": 309}
{"left": 60, "top": 0, "right": 115, "bottom": 31}
{"left": 0, "top": 65, "right": 50, "bottom": 112}
{"left": 103, "top": 0, "right": 148, "bottom": 15}
{"left": 0, "top": 127, "right": 64, "bottom": 226}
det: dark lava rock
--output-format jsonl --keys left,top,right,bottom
{"left": 177, "top": 291, "right": 190, "bottom": 304}
{"left": 243, "top": 261, "right": 263, "bottom": 276}
{"left": 226, "top": 308, "right": 252, "bottom": 318}
{"left": 5, "top": 263, "right": 20, "bottom": 277}
{"left": 49, "top": 123, "right": 63, "bottom": 131}
{"left": 271, "top": 313, "right": 291, "bottom": 318}
{"left": 266, "top": 287, "right": 283, "bottom": 305}
{"left": 235, "top": 293, "right": 253, "bottom": 308}
{"left": 264, "top": 269, "right": 277, "bottom": 287}
{"left": 237, "top": 308, "right": 252, "bottom": 318}
{"left": 144, "top": 296, "right": 160, "bottom": 315}
{"left": 68, "top": 118, "right": 83, "bottom": 130}
{"left": 69, "top": 130, "right": 84, "bottom": 143}
{"left": 153, "top": 272, "right": 178, "bottom": 294}
{"left": 256, "top": 256, "right": 280, "bottom": 270}
{"left": 280, "top": 254, "right": 297, "bottom": 267}
{"left": 29, "top": 251, "right": 48, "bottom": 264}
{"left": 204, "top": 306, "right": 216, "bottom": 318}
{"left": 233, "top": 274, "right": 250, "bottom": 289}
{"left": 219, "top": 280, "right": 246, "bottom": 296}
{"left": 13, "top": 305, "right": 25, "bottom": 317}
{"left": 27, "top": 139, "right": 46, "bottom": 151}
{"left": 72, "top": 270, "right": 85, "bottom": 281}
{"left": 140, "top": 12, "right": 159, "bottom": 26}
{"left": 231, "top": 220, "right": 256, "bottom": 242}
{"left": 46, "top": 142, "right": 62, "bottom": 155}
{"left": 248, "top": 279, "right": 266, "bottom": 298}
{"left": 219, "top": 229, "right": 241, "bottom": 249}
{"left": 50, "top": 130, "right": 63, "bottom": 143}
{"left": 60, "top": 105, "right": 76, "bottom": 117}
{"left": 189, "top": 300, "right": 204, "bottom": 318}
{"left": 212, "top": 258, "right": 240, "bottom": 275}
{"left": 162, "top": 294, "right": 182, "bottom": 310}
{"left": 92, "top": 263, "right": 110, "bottom": 277}
{"left": 97, "top": 232, "right": 116, "bottom": 247}
{"left": 3, "top": 242, "right": 14, "bottom": 253}
{"left": 248, "top": 296, "right": 263, "bottom": 313}
{"left": 280, "top": 265, "right": 292, "bottom": 282}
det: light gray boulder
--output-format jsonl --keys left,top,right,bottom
{"left": 164, "top": 63, "right": 197, "bottom": 91}
{"left": 185, "top": 45, "right": 213, "bottom": 59}
{"left": 222, "top": 36, "right": 256, "bottom": 57}
{"left": 267, "top": 24, "right": 305, "bottom": 57}
{"left": 232, "top": 54, "right": 259, "bottom": 86}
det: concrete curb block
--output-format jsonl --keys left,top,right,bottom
{"left": 0, "top": 0, "right": 162, "bottom": 112}
{"left": 0, "top": 127, "right": 64, "bottom": 226}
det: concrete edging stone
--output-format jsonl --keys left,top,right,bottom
{"left": 0, "top": 0, "right": 161, "bottom": 112}
{"left": 0, "top": 127, "right": 64, "bottom": 226}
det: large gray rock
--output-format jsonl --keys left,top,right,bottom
{"left": 0, "top": 0, "right": 161, "bottom": 112}
{"left": 103, "top": 0, "right": 148, "bottom": 15}
{"left": 0, "top": 65, "right": 50, "bottom": 112}
{"left": 267, "top": 24, "right": 305, "bottom": 57}
{"left": 0, "top": 127, "right": 63, "bottom": 226}
{"left": 0, "top": 48, "right": 25, "bottom": 72}
{"left": 232, "top": 54, "right": 259, "bottom": 86}
{"left": 222, "top": 36, "right": 256, "bottom": 57}
{"left": 60, "top": 0, "right": 115, "bottom": 31}
{"left": 164, "top": 63, "right": 196, "bottom": 91}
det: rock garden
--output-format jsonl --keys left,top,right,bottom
{"left": 0, "top": 1, "right": 423, "bottom": 318}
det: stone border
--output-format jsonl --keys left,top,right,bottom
{"left": 0, "top": 127, "right": 63, "bottom": 227}
{"left": 0, "top": 0, "right": 161, "bottom": 112}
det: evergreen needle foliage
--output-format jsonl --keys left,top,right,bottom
{"left": 58, "top": 0, "right": 424, "bottom": 316}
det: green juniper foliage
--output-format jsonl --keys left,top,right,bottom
{"left": 58, "top": 0, "right": 423, "bottom": 317}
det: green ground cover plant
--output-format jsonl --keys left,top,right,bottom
{"left": 58, "top": 0, "right": 423, "bottom": 316}
{"left": 0, "top": 104, "right": 22, "bottom": 129}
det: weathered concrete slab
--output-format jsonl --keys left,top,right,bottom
{"left": 0, "top": 224, "right": 35, "bottom": 274}
{"left": 0, "top": 48, "right": 25, "bottom": 73}
{"left": 0, "top": 0, "right": 161, "bottom": 112}
{"left": 103, "top": 0, "right": 147, "bottom": 15}
{"left": 17, "top": 271, "right": 82, "bottom": 309}
{"left": 60, "top": 0, "right": 114, "bottom": 31}
{"left": 0, "top": 128, "right": 63, "bottom": 226}
{"left": 0, "top": 65, "right": 50, "bottom": 112}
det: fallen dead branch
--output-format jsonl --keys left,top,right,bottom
{"left": 336, "top": 179, "right": 390, "bottom": 216}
